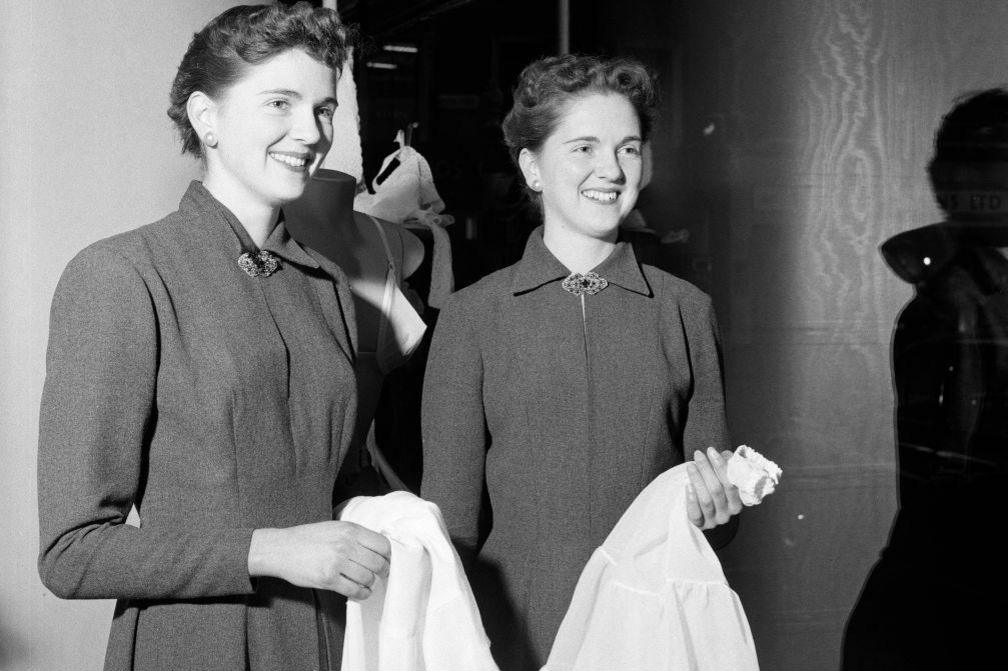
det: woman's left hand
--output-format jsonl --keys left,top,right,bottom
{"left": 686, "top": 447, "right": 743, "bottom": 529}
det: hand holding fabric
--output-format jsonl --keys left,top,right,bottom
{"left": 247, "top": 521, "right": 391, "bottom": 600}
{"left": 686, "top": 446, "right": 743, "bottom": 529}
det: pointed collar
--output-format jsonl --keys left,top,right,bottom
{"left": 509, "top": 226, "right": 652, "bottom": 297}
{"left": 262, "top": 213, "right": 320, "bottom": 269}
{"left": 178, "top": 180, "right": 320, "bottom": 269}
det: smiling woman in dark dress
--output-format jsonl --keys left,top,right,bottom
{"left": 421, "top": 54, "right": 743, "bottom": 671}
{"left": 36, "top": 5, "right": 389, "bottom": 670}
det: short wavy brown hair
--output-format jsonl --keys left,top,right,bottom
{"left": 501, "top": 54, "right": 659, "bottom": 167}
{"left": 167, "top": 2, "right": 353, "bottom": 158}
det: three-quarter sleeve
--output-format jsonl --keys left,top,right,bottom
{"left": 37, "top": 245, "right": 255, "bottom": 601}
{"left": 420, "top": 296, "right": 488, "bottom": 564}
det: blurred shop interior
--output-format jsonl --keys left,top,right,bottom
{"left": 306, "top": 0, "right": 701, "bottom": 288}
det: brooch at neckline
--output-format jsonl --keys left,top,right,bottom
{"left": 237, "top": 250, "right": 280, "bottom": 277}
{"left": 561, "top": 271, "right": 608, "bottom": 296}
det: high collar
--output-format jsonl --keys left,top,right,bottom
{"left": 509, "top": 226, "right": 652, "bottom": 297}
{"left": 882, "top": 221, "right": 1008, "bottom": 294}
{"left": 179, "top": 181, "right": 320, "bottom": 269}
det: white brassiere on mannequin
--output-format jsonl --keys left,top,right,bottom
{"left": 360, "top": 214, "right": 427, "bottom": 375}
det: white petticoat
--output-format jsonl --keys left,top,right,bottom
{"left": 543, "top": 464, "right": 760, "bottom": 670}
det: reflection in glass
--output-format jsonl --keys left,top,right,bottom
{"left": 843, "top": 89, "right": 1008, "bottom": 670}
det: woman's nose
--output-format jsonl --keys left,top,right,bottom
{"left": 290, "top": 107, "right": 323, "bottom": 146}
{"left": 594, "top": 150, "right": 626, "bottom": 182}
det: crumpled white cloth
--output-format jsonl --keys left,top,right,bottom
{"left": 337, "top": 492, "right": 499, "bottom": 671}
{"left": 543, "top": 463, "right": 760, "bottom": 671}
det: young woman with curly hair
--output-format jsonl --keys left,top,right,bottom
{"left": 37, "top": 4, "right": 389, "bottom": 669}
{"left": 421, "top": 54, "right": 742, "bottom": 670}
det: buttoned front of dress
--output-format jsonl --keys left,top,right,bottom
{"left": 421, "top": 228, "right": 729, "bottom": 671}
{"left": 38, "top": 182, "right": 358, "bottom": 670}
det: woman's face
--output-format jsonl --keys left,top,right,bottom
{"left": 521, "top": 92, "right": 643, "bottom": 242}
{"left": 205, "top": 48, "right": 337, "bottom": 210}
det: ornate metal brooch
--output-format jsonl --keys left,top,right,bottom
{"left": 237, "top": 250, "right": 280, "bottom": 278}
{"left": 561, "top": 271, "right": 608, "bottom": 296}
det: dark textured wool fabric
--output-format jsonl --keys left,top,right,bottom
{"left": 38, "top": 182, "right": 358, "bottom": 671}
{"left": 421, "top": 228, "right": 730, "bottom": 671}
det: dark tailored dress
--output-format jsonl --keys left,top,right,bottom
{"left": 421, "top": 228, "right": 730, "bottom": 670}
{"left": 38, "top": 182, "right": 359, "bottom": 670}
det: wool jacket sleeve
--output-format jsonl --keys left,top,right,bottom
{"left": 37, "top": 245, "right": 255, "bottom": 600}
{"left": 420, "top": 295, "right": 487, "bottom": 565}
{"left": 678, "top": 288, "right": 729, "bottom": 455}
{"left": 670, "top": 283, "right": 736, "bottom": 549}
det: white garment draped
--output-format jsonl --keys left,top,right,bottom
{"left": 337, "top": 492, "right": 499, "bottom": 671}
{"left": 355, "top": 136, "right": 455, "bottom": 308}
{"left": 543, "top": 464, "right": 760, "bottom": 671}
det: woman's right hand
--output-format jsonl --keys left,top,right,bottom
{"left": 248, "top": 521, "right": 391, "bottom": 600}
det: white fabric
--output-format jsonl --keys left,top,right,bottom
{"left": 544, "top": 464, "right": 759, "bottom": 671}
{"left": 321, "top": 50, "right": 364, "bottom": 183}
{"left": 363, "top": 214, "right": 427, "bottom": 373}
{"left": 405, "top": 214, "right": 455, "bottom": 309}
{"left": 356, "top": 135, "right": 455, "bottom": 308}
{"left": 355, "top": 133, "right": 446, "bottom": 222}
{"left": 338, "top": 492, "right": 499, "bottom": 671}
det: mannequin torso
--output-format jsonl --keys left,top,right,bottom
{"left": 285, "top": 170, "right": 426, "bottom": 487}
{"left": 285, "top": 169, "right": 424, "bottom": 353}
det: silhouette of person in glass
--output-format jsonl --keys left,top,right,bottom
{"left": 843, "top": 89, "right": 1008, "bottom": 670}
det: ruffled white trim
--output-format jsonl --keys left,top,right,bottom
{"left": 544, "top": 465, "right": 760, "bottom": 671}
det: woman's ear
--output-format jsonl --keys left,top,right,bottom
{"left": 186, "top": 91, "right": 218, "bottom": 150}
{"left": 517, "top": 148, "right": 541, "bottom": 192}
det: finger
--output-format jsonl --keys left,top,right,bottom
{"left": 338, "top": 560, "right": 374, "bottom": 589}
{"left": 686, "top": 484, "right": 705, "bottom": 528}
{"left": 687, "top": 462, "right": 716, "bottom": 528}
{"left": 354, "top": 544, "right": 391, "bottom": 578}
{"left": 707, "top": 447, "right": 743, "bottom": 515}
{"left": 713, "top": 449, "right": 745, "bottom": 511}
{"left": 706, "top": 447, "right": 731, "bottom": 484}
{"left": 355, "top": 528, "right": 392, "bottom": 559}
{"left": 332, "top": 574, "right": 373, "bottom": 600}
{"left": 694, "top": 450, "right": 728, "bottom": 514}
{"left": 348, "top": 552, "right": 387, "bottom": 581}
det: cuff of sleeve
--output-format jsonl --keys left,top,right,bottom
{"left": 704, "top": 514, "right": 739, "bottom": 551}
{"left": 228, "top": 528, "right": 258, "bottom": 593}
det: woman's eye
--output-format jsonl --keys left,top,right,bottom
{"left": 267, "top": 99, "right": 290, "bottom": 111}
{"left": 573, "top": 145, "right": 592, "bottom": 154}
{"left": 317, "top": 107, "right": 335, "bottom": 120}
{"left": 620, "top": 145, "right": 642, "bottom": 156}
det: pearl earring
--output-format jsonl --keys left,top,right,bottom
{"left": 531, "top": 180, "right": 541, "bottom": 191}
{"left": 204, "top": 132, "right": 218, "bottom": 148}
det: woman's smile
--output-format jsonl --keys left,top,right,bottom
{"left": 581, "top": 188, "right": 620, "bottom": 204}
{"left": 268, "top": 150, "right": 314, "bottom": 170}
